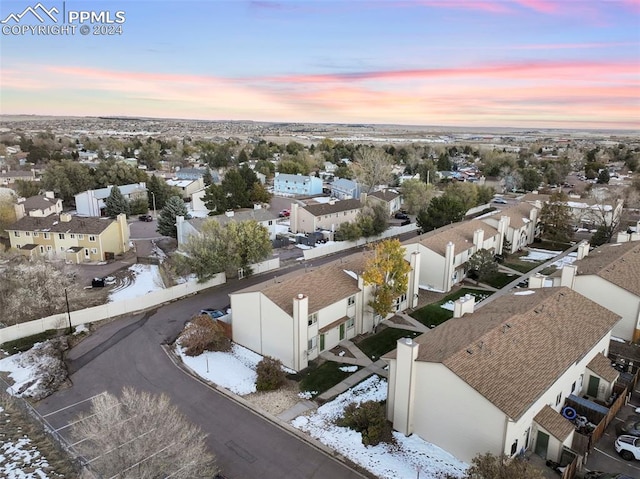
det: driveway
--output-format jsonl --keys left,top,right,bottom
{"left": 36, "top": 267, "right": 366, "bottom": 479}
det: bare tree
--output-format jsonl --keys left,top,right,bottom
{"left": 71, "top": 387, "right": 219, "bottom": 479}
{"left": 353, "top": 146, "right": 394, "bottom": 193}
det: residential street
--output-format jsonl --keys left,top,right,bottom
{"left": 36, "top": 254, "right": 371, "bottom": 479}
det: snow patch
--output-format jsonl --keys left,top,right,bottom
{"left": 339, "top": 366, "right": 358, "bottom": 373}
{"left": 514, "top": 290, "right": 535, "bottom": 296}
{"left": 108, "top": 264, "right": 165, "bottom": 302}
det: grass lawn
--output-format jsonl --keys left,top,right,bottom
{"left": 299, "top": 361, "right": 360, "bottom": 397}
{"left": 410, "top": 288, "right": 493, "bottom": 328}
{"left": 355, "top": 328, "right": 421, "bottom": 361}
{"left": 481, "top": 271, "right": 518, "bottom": 289}
{"left": 503, "top": 258, "right": 542, "bottom": 273}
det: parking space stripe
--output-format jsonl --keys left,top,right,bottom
{"left": 42, "top": 392, "right": 106, "bottom": 418}
{"left": 593, "top": 448, "right": 640, "bottom": 472}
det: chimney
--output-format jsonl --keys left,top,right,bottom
{"left": 60, "top": 212, "right": 72, "bottom": 222}
{"left": 253, "top": 203, "right": 262, "bottom": 210}
{"left": 453, "top": 294, "right": 475, "bottom": 318}
{"left": 176, "top": 215, "right": 184, "bottom": 246}
{"left": 360, "top": 192, "right": 367, "bottom": 205}
{"left": 560, "top": 264, "right": 577, "bottom": 289}
{"left": 390, "top": 337, "right": 420, "bottom": 436}
{"left": 473, "top": 228, "right": 485, "bottom": 247}
{"left": 328, "top": 199, "right": 336, "bottom": 205}
{"left": 576, "top": 241, "right": 590, "bottom": 260}
{"left": 528, "top": 273, "right": 546, "bottom": 289}
{"left": 44, "top": 191, "right": 55, "bottom": 199}
{"left": 225, "top": 210, "right": 234, "bottom": 217}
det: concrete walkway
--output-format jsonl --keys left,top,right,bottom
{"left": 317, "top": 358, "right": 389, "bottom": 402}
{"left": 382, "top": 313, "right": 428, "bottom": 333}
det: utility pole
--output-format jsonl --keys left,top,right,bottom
{"left": 65, "top": 288, "right": 72, "bottom": 334}
{"left": 151, "top": 191, "right": 157, "bottom": 218}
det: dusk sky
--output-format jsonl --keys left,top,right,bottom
{"left": 1, "top": 0, "right": 639, "bottom": 129}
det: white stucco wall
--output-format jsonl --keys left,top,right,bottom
{"left": 409, "top": 246, "right": 447, "bottom": 291}
{"left": 230, "top": 292, "right": 297, "bottom": 370}
{"left": 573, "top": 275, "right": 638, "bottom": 341}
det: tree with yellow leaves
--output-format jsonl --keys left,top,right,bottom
{"left": 362, "top": 239, "right": 412, "bottom": 319}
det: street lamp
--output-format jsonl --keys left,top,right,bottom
{"left": 150, "top": 191, "right": 157, "bottom": 218}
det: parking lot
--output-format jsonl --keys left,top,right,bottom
{"left": 584, "top": 382, "right": 640, "bottom": 477}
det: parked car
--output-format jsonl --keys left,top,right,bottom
{"left": 279, "top": 209, "right": 290, "bottom": 217}
{"left": 615, "top": 434, "right": 640, "bottom": 460}
{"left": 492, "top": 197, "right": 508, "bottom": 204}
{"left": 394, "top": 211, "right": 409, "bottom": 220}
{"left": 138, "top": 214, "right": 153, "bottom": 222}
{"left": 584, "top": 473, "right": 635, "bottom": 479}
{"left": 616, "top": 418, "right": 640, "bottom": 437}
{"left": 200, "top": 308, "right": 226, "bottom": 319}
{"left": 92, "top": 277, "right": 106, "bottom": 288}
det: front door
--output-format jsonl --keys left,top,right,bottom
{"left": 587, "top": 376, "right": 600, "bottom": 397}
{"left": 339, "top": 323, "right": 345, "bottom": 340}
{"left": 535, "top": 431, "right": 549, "bottom": 457}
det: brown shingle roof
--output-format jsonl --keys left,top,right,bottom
{"left": 412, "top": 219, "right": 499, "bottom": 256}
{"left": 232, "top": 253, "right": 368, "bottom": 316}
{"left": 491, "top": 202, "right": 538, "bottom": 229}
{"left": 368, "top": 189, "right": 400, "bottom": 202}
{"left": 573, "top": 241, "right": 640, "bottom": 297}
{"left": 303, "top": 199, "right": 362, "bottom": 217}
{"left": 21, "top": 195, "right": 59, "bottom": 211}
{"left": 587, "top": 352, "right": 619, "bottom": 383}
{"left": 8, "top": 215, "right": 114, "bottom": 235}
{"left": 534, "top": 405, "right": 574, "bottom": 441}
{"left": 387, "top": 287, "right": 620, "bottom": 420}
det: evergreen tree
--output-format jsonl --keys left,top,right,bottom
{"left": 203, "top": 168, "right": 213, "bottom": 186}
{"left": 104, "top": 186, "right": 130, "bottom": 218}
{"left": 157, "top": 196, "right": 189, "bottom": 238}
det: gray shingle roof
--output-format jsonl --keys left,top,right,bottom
{"left": 303, "top": 199, "right": 362, "bottom": 217}
{"left": 534, "top": 405, "right": 574, "bottom": 441}
{"left": 21, "top": 195, "right": 59, "bottom": 211}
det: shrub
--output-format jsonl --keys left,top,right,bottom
{"left": 336, "top": 400, "right": 393, "bottom": 446}
{"left": 178, "top": 315, "right": 231, "bottom": 356}
{"left": 256, "top": 356, "right": 286, "bottom": 391}
{"left": 1, "top": 329, "right": 60, "bottom": 355}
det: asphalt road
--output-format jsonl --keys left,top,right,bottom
{"left": 37, "top": 254, "right": 370, "bottom": 479}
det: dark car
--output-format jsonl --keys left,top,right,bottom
{"left": 138, "top": 214, "right": 153, "bottom": 222}
{"left": 92, "top": 277, "right": 106, "bottom": 288}
{"left": 616, "top": 418, "right": 640, "bottom": 437}
{"left": 394, "top": 212, "right": 409, "bottom": 220}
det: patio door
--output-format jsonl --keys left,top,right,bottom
{"left": 534, "top": 431, "right": 549, "bottom": 457}
{"left": 339, "top": 323, "right": 345, "bottom": 340}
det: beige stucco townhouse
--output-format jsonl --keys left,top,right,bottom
{"left": 384, "top": 287, "right": 620, "bottom": 464}
{"left": 558, "top": 238, "right": 640, "bottom": 342}
{"left": 402, "top": 219, "right": 501, "bottom": 293}
{"left": 229, "top": 251, "right": 421, "bottom": 371}
{"left": 289, "top": 198, "right": 362, "bottom": 238}
{"left": 481, "top": 202, "right": 540, "bottom": 254}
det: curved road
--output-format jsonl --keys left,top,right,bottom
{"left": 36, "top": 255, "right": 372, "bottom": 479}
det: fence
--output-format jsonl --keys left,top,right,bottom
{"left": 0, "top": 272, "right": 227, "bottom": 345}
{"left": 302, "top": 223, "right": 418, "bottom": 261}
{"left": 237, "top": 257, "right": 280, "bottom": 279}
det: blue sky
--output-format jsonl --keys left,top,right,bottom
{"left": 1, "top": 0, "right": 639, "bottom": 128}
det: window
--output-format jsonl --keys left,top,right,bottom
{"left": 84, "top": 248, "right": 89, "bottom": 258}
{"left": 346, "top": 317, "right": 354, "bottom": 329}
{"left": 308, "top": 313, "right": 318, "bottom": 326}
{"left": 348, "top": 295, "right": 355, "bottom": 306}
{"left": 78, "top": 234, "right": 84, "bottom": 240}
{"left": 25, "top": 231, "right": 30, "bottom": 236}
{"left": 33, "top": 232, "right": 39, "bottom": 237}
{"left": 571, "top": 382, "right": 576, "bottom": 393}
{"left": 46, "top": 245, "right": 52, "bottom": 252}
{"left": 307, "top": 336, "right": 317, "bottom": 351}
{"left": 43, "top": 232, "right": 50, "bottom": 239}
{"left": 268, "top": 220, "right": 273, "bottom": 226}
{"left": 510, "top": 439, "right": 518, "bottom": 456}
{"left": 13, "top": 231, "right": 19, "bottom": 237}
{"left": 91, "top": 248, "right": 98, "bottom": 254}
{"left": 89, "top": 235, "right": 96, "bottom": 242}
{"left": 555, "top": 392, "right": 562, "bottom": 406}
{"left": 58, "top": 233, "right": 65, "bottom": 240}
{"left": 70, "top": 234, "right": 75, "bottom": 239}
{"left": 39, "top": 246, "right": 44, "bottom": 254}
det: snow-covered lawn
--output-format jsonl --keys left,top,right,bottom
{"left": 520, "top": 248, "right": 577, "bottom": 269}
{"left": 292, "top": 376, "right": 467, "bottom": 479}
{"left": 108, "top": 264, "right": 165, "bottom": 302}
{"left": 177, "top": 343, "right": 264, "bottom": 396}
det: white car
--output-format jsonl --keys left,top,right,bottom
{"left": 492, "top": 197, "right": 508, "bottom": 204}
{"left": 615, "top": 434, "right": 640, "bottom": 461}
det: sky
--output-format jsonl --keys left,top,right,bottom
{"left": 0, "top": 0, "right": 639, "bottom": 129}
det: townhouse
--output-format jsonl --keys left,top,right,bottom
{"left": 74, "top": 182, "right": 148, "bottom": 217}
{"left": 289, "top": 198, "right": 362, "bottom": 236}
{"left": 273, "top": 173, "right": 323, "bottom": 196}
{"left": 385, "top": 287, "right": 621, "bottom": 464}
{"left": 480, "top": 202, "right": 540, "bottom": 254}
{"left": 7, "top": 213, "right": 130, "bottom": 263}
{"left": 229, "top": 251, "right": 421, "bottom": 371}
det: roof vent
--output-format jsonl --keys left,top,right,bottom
{"left": 297, "top": 293, "right": 304, "bottom": 299}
